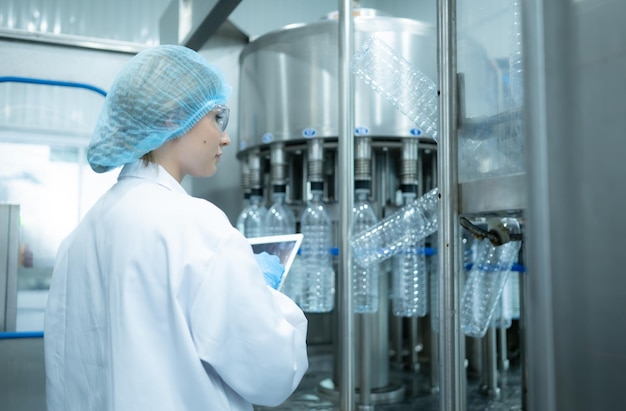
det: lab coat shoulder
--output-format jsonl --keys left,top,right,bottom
{"left": 111, "top": 180, "right": 234, "bottom": 255}
{"left": 122, "top": 180, "right": 232, "bottom": 232}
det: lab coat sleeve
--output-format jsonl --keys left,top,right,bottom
{"left": 188, "top": 228, "right": 308, "bottom": 407}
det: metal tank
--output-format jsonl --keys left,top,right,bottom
{"left": 237, "top": 9, "right": 437, "bottom": 150}
{"left": 236, "top": 8, "right": 438, "bottom": 405}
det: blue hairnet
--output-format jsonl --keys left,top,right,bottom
{"left": 87, "top": 45, "right": 231, "bottom": 173}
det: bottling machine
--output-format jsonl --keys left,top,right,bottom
{"left": 235, "top": 4, "right": 528, "bottom": 409}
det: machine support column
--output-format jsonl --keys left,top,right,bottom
{"left": 437, "top": 0, "right": 465, "bottom": 410}
{"left": 338, "top": 0, "right": 355, "bottom": 410}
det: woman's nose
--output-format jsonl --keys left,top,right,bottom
{"left": 220, "top": 131, "right": 231, "bottom": 146}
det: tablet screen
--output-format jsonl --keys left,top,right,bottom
{"left": 248, "top": 234, "right": 303, "bottom": 291}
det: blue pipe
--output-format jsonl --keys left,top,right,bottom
{"left": 0, "top": 76, "right": 107, "bottom": 96}
{"left": 314, "top": 247, "right": 438, "bottom": 257}
{"left": 0, "top": 331, "right": 44, "bottom": 339}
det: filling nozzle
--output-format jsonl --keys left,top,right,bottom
{"left": 270, "top": 142, "right": 287, "bottom": 186}
{"left": 247, "top": 148, "right": 262, "bottom": 190}
{"left": 355, "top": 137, "right": 372, "bottom": 183}
{"left": 306, "top": 138, "right": 324, "bottom": 183}
{"left": 240, "top": 153, "right": 251, "bottom": 192}
{"left": 400, "top": 138, "right": 420, "bottom": 187}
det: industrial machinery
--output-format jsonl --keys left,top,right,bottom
{"left": 236, "top": 7, "right": 439, "bottom": 405}
{"left": 1, "top": 0, "right": 624, "bottom": 410}
{"left": 235, "top": 4, "right": 528, "bottom": 409}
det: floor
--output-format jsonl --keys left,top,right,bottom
{"left": 255, "top": 344, "right": 523, "bottom": 411}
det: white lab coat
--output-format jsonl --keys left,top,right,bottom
{"left": 44, "top": 161, "right": 308, "bottom": 411}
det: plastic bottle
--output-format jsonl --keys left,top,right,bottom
{"left": 235, "top": 190, "right": 251, "bottom": 234}
{"left": 299, "top": 181, "right": 335, "bottom": 313}
{"left": 351, "top": 187, "right": 439, "bottom": 268}
{"left": 493, "top": 270, "right": 520, "bottom": 329}
{"left": 264, "top": 185, "right": 296, "bottom": 235}
{"left": 353, "top": 35, "right": 439, "bottom": 141}
{"left": 243, "top": 187, "right": 267, "bottom": 238}
{"left": 507, "top": 271, "right": 521, "bottom": 320}
{"left": 461, "top": 217, "right": 521, "bottom": 338}
{"left": 283, "top": 252, "right": 303, "bottom": 306}
{"left": 352, "top": 183, "right": 379, "bottom": 313}
{"left": 391, "top": 190, "right": 428, "bottom": 317}
{"left": 264, "top": 184, "right": 302, "bottom": 303}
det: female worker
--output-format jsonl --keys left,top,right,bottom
{"left": 44, "top": 45, "right": 308, "bottom": 411}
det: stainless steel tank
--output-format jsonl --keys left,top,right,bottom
{"left": 237, "top": 9, "right": 437, "bottom": 152}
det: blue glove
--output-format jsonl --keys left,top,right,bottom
{"left": 253, "top": 252, "right": 285, "bottom": 289}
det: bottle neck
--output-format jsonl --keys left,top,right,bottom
{"left": 250, "top": 194, "right": 264, "bottom": 206}
{"left": 310, "top": 189, "right": 324, "bottom": 203}
{"left": 402, "top": 192, "right": 416, "bottom": 205}
{"left": 355, "top": 188, "right": 370, "bottom": 202}
{"left": 272, "top": 193, "right": 285, "bottom": 204}
{"left": 272, "top": 185, "right": 287, "bottom": 204}
{"left": 400, "top": 184, "right": 418, "bottom": 205}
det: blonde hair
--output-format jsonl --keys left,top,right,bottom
{"left": 141, "top": 151, "right": 155, "bottom": 167}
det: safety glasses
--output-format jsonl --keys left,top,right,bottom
{"left": 212, "top": 104, "right": 230, "bottom": 133}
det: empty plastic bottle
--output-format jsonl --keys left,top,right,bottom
{"left": 507, "top": 271, "right": 521, "bottom": 320}
{"left": 264, "top": 184, "right": 302, "bottom": 303}
{"left": 351, "top": 187, "right": 439, "bottom": 268}
{"left": 283, "top": 252, "right": 304, "bottom": 306}
{"left": 493, "top": 271, "right": 520, "bottom": 329}
{"left": 242, "top": 187, "right": 267, "bottom": 238}
{"left": 352, "top": 183, "right": 379, "bottom": 313}
{"left": 353, "top": 35, "right": 439, "bottom": 141}
{"left": 264, "top": 185, "right": 296, "bottom": 235}
{"left": 299, "top": 182, "right": 335, "bottom": 313}
{"left": 391, "top": 190, "right": 428, "bottom": 317}
{"left": 461, "top": 217, "right": 521, "bottom": 338}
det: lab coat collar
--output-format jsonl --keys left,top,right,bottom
{"left": 118, "top": 160, "right": 188, "bottom": 195}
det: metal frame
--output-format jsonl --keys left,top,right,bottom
{"left": 0, "top": 28, "right": 143, "bottom": 54}
{"left": 0, "top": 204, "right": 19, "bottom": 332}
{"left": 437, "top": 0, "right": 466, "bottom": 410}
{"left": 337, "top": 1, "right": 355, "bottom": 409}
{"left": 178, "top": 0, "right": 243, "bottom": 50}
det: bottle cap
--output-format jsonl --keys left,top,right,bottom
{"left": 272, "top": 184, "right": 287, "bottom": 193}
{"left": 400, "top": 184, "right": 418, "bottom": 194}
{"left": 310, "top": 181, "right": 324, "bottom": 192}
{"left": 355, "top": 180, "right": 371, "bottom": 191}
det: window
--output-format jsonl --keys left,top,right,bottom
{"left": 0, "top": 79, "right": 115, "bottom": 331}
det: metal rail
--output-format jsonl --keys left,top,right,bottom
{"left": 337, "top": 0, "right": 355, "bottom": 409}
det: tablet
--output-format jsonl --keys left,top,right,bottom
{"left": 248, "top": 234, "right": 303, "bottom": 291}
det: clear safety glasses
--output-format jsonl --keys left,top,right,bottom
{"left": 212, "top": 104, "right": 230, "bottom": 133}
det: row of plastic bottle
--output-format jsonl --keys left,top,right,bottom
{"left": 236, "top": 181, "right": 389, "bottom": 314}
{"left": 236, "top": 183, "right": 440, "bottom": 316}
{"left": 236, "top": 183, "right": 336, "bottom": 313}
{"left": 237, "top": 185, "right": 522, "bottom": 329}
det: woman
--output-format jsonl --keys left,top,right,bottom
{"left": 44, "top": 45, "right": 308, "bottom": 411}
